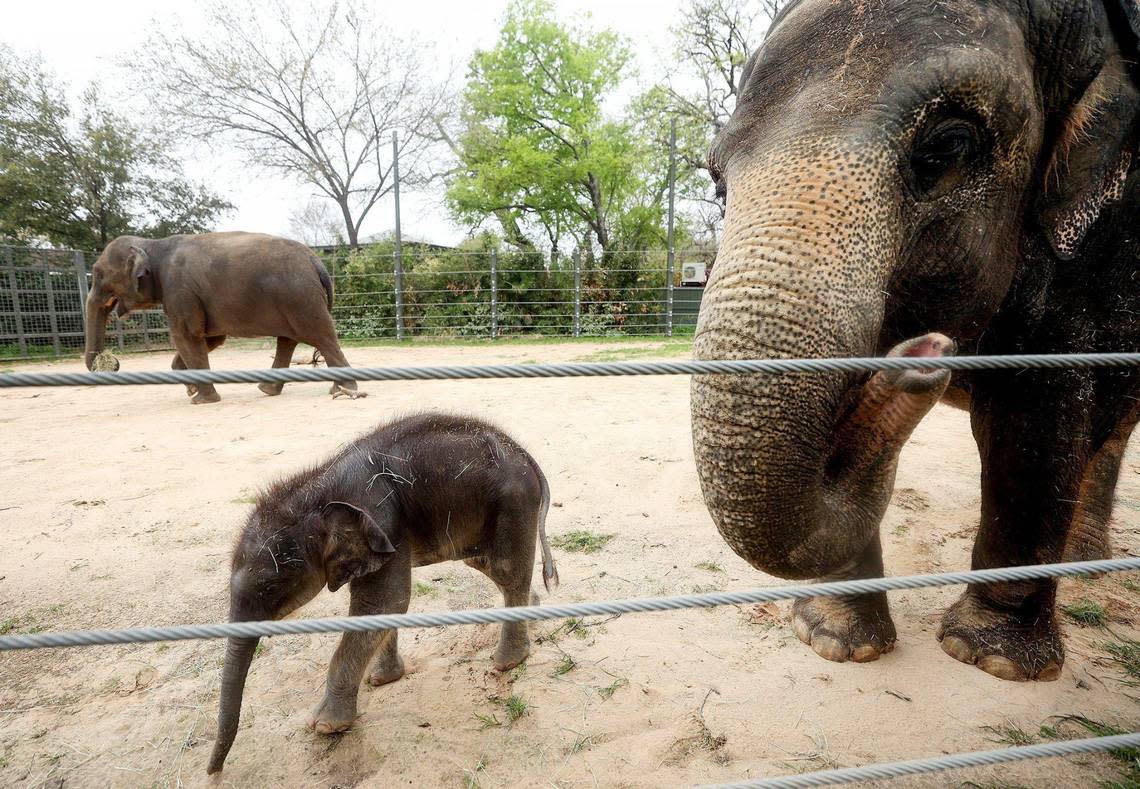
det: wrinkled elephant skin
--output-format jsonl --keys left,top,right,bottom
{"left": 691, "top": 0, "right": 1140, "bottom": 681}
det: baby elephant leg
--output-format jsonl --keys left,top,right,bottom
{"left": 467, "top": 506, "right": 539, "bottom": 672}
{"left": 309, "top": 548, "right": 411, "bottom": 734}
{"left": 367, "top": 629, "right": 405, "bottom": 687}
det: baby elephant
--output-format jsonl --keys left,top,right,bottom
{"left": 206, "top": 413, "right": 558, "bottom": 774}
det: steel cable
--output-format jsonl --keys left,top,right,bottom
{"left": 2, "top": 352, "right": 1139, "bottom": 388}
{"left": 1, "top": 557, "right": 1136, "bottom": 651}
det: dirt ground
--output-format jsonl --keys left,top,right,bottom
{"left": 0, "top": 338, "right": 1137, "bottom": 789}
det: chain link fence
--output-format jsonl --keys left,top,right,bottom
{"left": 0, "top": 243, "right": 711, "bottom": 361}
{"left": 0, "top": 245, "right": 170, "bottom": 360}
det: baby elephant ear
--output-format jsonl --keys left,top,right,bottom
{"left": 326, "top": 501, "right": 395, "bottom": 555}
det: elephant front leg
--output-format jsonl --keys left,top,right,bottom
{"left": 309, "top": 547, "right": 410, "bottom": 734}
{"left": 171, "top": 334, "right": 225, "bottom": 404}
{"left": 172, "top": 336, "right": 226, "bottom": 399}
{"left": 791, "top": 335, "right": 952, "bottom": 663}
{"left": 938, "top": 371, "right": 1093, "bottom": 681}
{"left": 793, "top": 532, "right": 895, "bottom": 662}
{"left": 171, "top": 353, "right": 197, "bottom": 398}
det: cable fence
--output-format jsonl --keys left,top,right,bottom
{"left": 2, "top": 556, "right": 1136, "bottom": 651}
{"left": 700, "top": 733, "right": 1140, "bottom": 788}
{"left": 2, "top": 341, "right": 1138, "bottom": 785}
{"left": 0, "top": 243, "right": 714, "bottom": 360}
{"left": 319, "top": 245, "right": 711, "bottom": 341}
{"left": 4, "top": 351, "right": 1140, "bottom": 389}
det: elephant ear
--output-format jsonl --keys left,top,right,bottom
{"left": 1114, "top": 0, "right": 1140, "bottom": 41}
{"left": 322, "top": 500, "right": 396, "bottom": 592}
{"left": 1035, "top": 0, "right": 1140, "bottom": 260}
{"left": 127, "top": 245, "right": 151, "bottom": 291}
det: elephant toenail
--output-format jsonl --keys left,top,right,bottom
{"left": 811, "top": 635, "right": 849, "bottom": 662}
{"left": 1036, "top": 662, "right": 1062, "bottom": 681}
{"left": 851, "top": 645, "right": 881, "bottom": 662}
{"left": 940, "top": 636, "right": 976, "bottom": 664}
{"left": 977, "top": 655, "right": 1028, "bottom": 681}
{"left": 792, "top": 617, "right": 814, "bottom": 645}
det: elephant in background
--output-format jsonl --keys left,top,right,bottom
{"left": 691, "top": 0, "right": 1140, "bottom": 681}
{"left": 83, "top": 232, "right": 362, "bottom": 403}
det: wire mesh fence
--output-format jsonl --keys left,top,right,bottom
{"left": 318, "top": 245, "right": 711, "bottom": 341}
{"left": 0, "top": 243, "right": 713, "bottom": 360}
{"left": 0, "top": 245, "right": 170, "bottom": 360}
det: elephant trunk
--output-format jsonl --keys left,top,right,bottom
{"left": 206, "top": 635, "right": 260, "bottom": 775}
{"left": 83, "top": 293, "right": 109, "bottom": 371}
{"left": 691, "top": 137, "right": 943, "bottom": 579}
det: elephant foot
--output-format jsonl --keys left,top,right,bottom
{"left": 367, "top": 654, "right": 405, "bottom": 687}
{"left": 258, "top": 382, "right": 285, "bottom": 397}
{"left": 191, "top": 389, "right": 221, "bottom": 404}
{"left": 308, "top": 696, "right": 358, "bottom": 734}
{"left": 792, "top": 593, "right": 896, "bottom": 663}
{"left": 330, "top": 383, "right": 366, "bottom": 400}
{"left": 937, "top": 588, "right": 1063, "bottom": 681}
{"left": 493, "top": 630, "right": 531, "bottom": 672}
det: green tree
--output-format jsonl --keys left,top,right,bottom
{"left": 0, "top": 48, "right": 230, "bottom": 250}
{"left": 633, "top": 0, "right": 785, "bottom": 243}
{"left": 446, "top": 0, "right": 658, "bottom": 257}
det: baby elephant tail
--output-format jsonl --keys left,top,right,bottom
{"left": 537, "top": 467, "right": 559, "bottom": 592}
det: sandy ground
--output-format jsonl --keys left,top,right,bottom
{"left": 0, "top": 338, "right": 1137, "bottom": 789}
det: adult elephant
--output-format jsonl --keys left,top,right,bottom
{"left": 691, "top": 0, "right": 1140, "bottom": 681}
{"left": 83, "top": 232, "right": 361, "bottom": 403}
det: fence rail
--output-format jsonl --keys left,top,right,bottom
{"left": 0, "top": 244, "right": 711, "bottom": 360}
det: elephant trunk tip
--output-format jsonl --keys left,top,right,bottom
{"left": 884, "top": 332, "right": 956, "bottom": 394}
{"left": 208, "top": 634, "right": 259, "bottom": 776}
{"left": 206, "top": 744, "right": 230, "bottom": 775}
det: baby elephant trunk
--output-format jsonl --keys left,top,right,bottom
{"left": 206, "top": 635, "right": 260, "bottom": 774}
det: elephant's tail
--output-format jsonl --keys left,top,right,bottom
{"left": 313, "top": 259, "right": 334, "bottom": 312}
{"left": 535, "top": 464, "right": 559, "bottom": 592}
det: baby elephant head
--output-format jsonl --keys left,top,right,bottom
{"left": 206, "top": 496, "right": 397, "bottom": 775}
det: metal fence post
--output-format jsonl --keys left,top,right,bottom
{"left": 73, "top": 251, "right": 89, "bottom": 355}
{"left": 43, "top": 257, "right": 61, "bottom": 356}
{"left": 74, "top": 251, "right": 89, "bottom": 309}
{"left": 391, "top": 131, "right": 406, "bottom": 341}
{"left": 573, "top": 249, "right": 582, "bottom": 338}
{"left": 666, "top": 117, "right": 677, "bottom": 338}
{"left": 5, "top": 249, "right": 28, "bottom": 358}
{"left": 490, "top": 248, "right": 498, "bottom": 339}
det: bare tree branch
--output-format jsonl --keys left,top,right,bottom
{"left": 135, "top": 0, "right": 447, "bottom": 246}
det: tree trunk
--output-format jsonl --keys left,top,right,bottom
{"left": 337, "top": 197, "right": 358, "bottom": 248}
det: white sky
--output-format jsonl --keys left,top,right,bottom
{"left": 3, "top": 0, "right": 692, "bottom": 246}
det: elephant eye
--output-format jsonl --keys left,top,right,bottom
{"left": 910, "top": 118, "right": 984, "bottom": 196}
{"left": 714, "top": 176, "right": 727, "bottom": 203}
{"left": 709, "top": 160, "right": 727, "bottom": 204}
